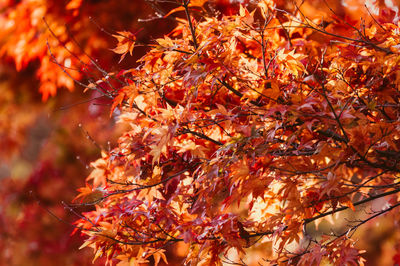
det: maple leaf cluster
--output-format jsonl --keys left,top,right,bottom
{"left": 3, "top": 0, "right": 400, "bottom": 265}
{"left": 69, "top": 1, "right": 400, "bottom": 265}
{"left": 0, "top": 0, "right": 171, "bottom": 101}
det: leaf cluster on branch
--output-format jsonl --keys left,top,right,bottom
{"left": 53, "top": 0, "right": 400, "bottom": 264}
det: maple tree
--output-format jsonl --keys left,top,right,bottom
{"left": 68, "top": 0, "right": 400, "bottom": 265}
{"left": 3, "top": 0, "right": 400, "bottom": 265}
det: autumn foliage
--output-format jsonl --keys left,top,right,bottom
{"left": 69, "top": 0, "right": 400, "bottom": 265}
{"left": 3, "top": 0, "right": 400, "bottom": 265}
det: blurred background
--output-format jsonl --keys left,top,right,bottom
{"left": 0, "top": 0, "right": 175, "bottom": 264}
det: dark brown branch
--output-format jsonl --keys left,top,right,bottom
{"left": 182, "top": 0, "right": 199, "bottom": 50}
{"left": 276, "top": 7, "right": 393, "bottom": 54}
{"left": 180, "top": 128, "right": 223, "bottom": 146}
{"left": 304, "top": 187, "right": 400, "bottom": 224}
{"left": 317, "top": 129, "right": 347, "bottom": 142}
{"left": 259, "top": 14, "right": 274, "bottom": 79}
{"left": 364, "top": 4, "right": 386, "bottom": 32}
{"left": 217, "top": 78, "right": 264, "bottom": 107}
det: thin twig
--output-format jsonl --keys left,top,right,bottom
{"left": 182, "top": 0, "right": 199, "bottom": 50}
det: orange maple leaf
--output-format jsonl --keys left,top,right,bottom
{"left": 111, "top": 31, "right": 136, "bottom": 63}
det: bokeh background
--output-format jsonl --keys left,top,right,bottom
{"left": 0, "top": 1, "right": 174, "bottom": 264}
